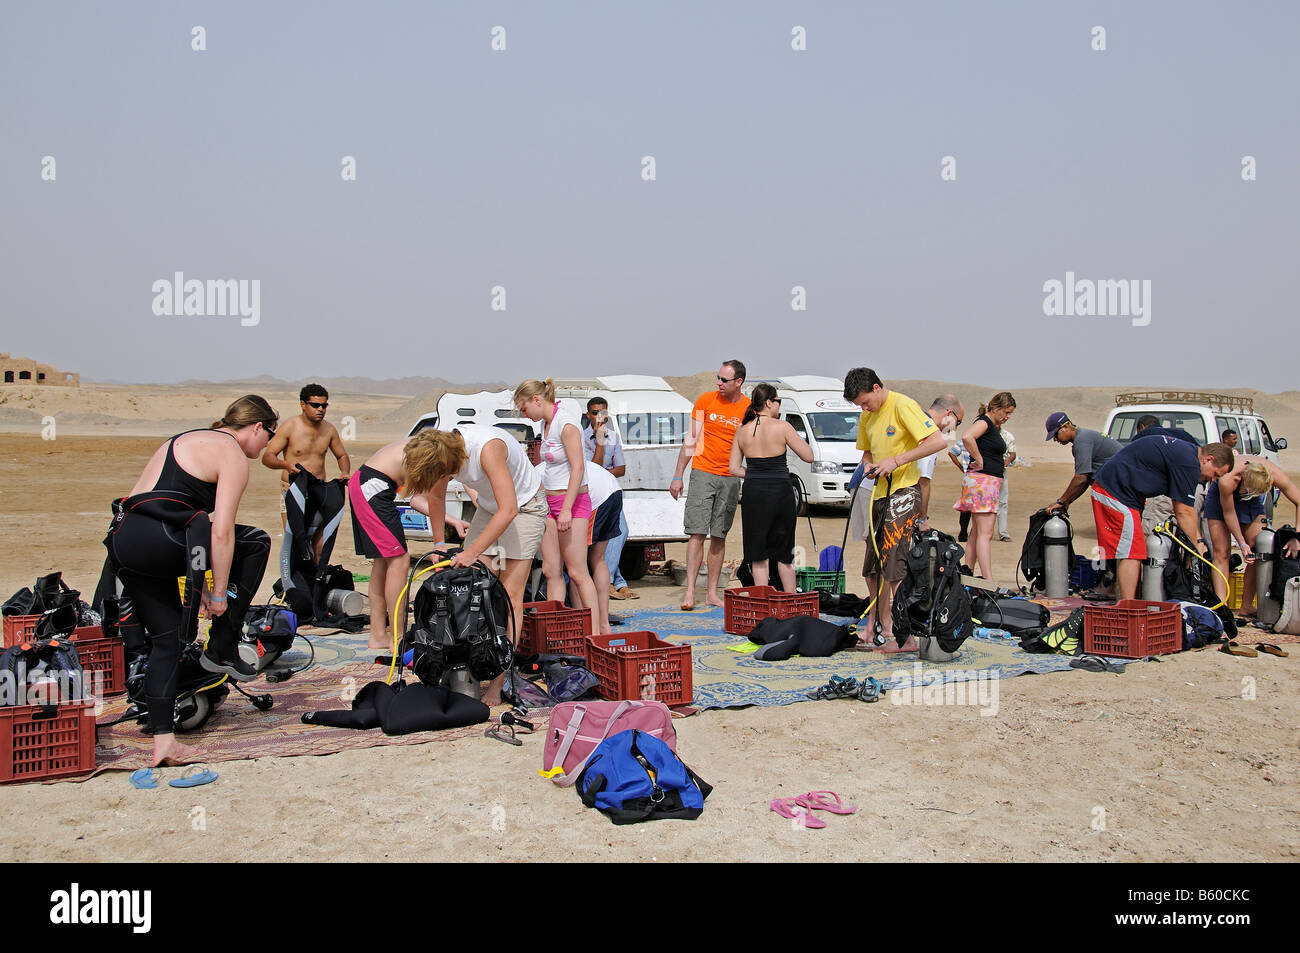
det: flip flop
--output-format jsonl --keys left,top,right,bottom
{"left": 1221, "top": 642, "right": 1258, "bottom": 658}
{"left": 796, "top": 790, "right": 858, "bottom": 815}
{"left": 1256, "top": 644, "right": 1289, "bottom": 657}
{"left": 1070, "top": 656, "right": 1125, "bottom": 674}
{"left": 129, "top": 768, "right": 158, "bottom": 790}
{"left": 770, "top": 797, "right": 826, "bottom": 829}
{"left": 168, "top": 766, "right": 218, "bottom": 788}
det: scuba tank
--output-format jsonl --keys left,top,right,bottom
{"left": 1043, "top": 515, "right": 1071, "bottom": 598}
{"left": 1255, "top": 526, "right": 1279, "bottom": 626}
{"left": 1142, "top": 529, "right": 1172, "bottom": 602}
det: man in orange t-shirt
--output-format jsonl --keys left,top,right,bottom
{"left": 670, "top": 359, "right": 749, "bottom": 610}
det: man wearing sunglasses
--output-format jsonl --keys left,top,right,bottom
{"left": 670, "top": 360, "right": 749, "bottom": 610}
{"left": 262, "top": 384, "right": 352, "bottom": 550}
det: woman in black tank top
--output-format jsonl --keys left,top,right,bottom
{"left": 729, "top": 384, "right": 815, "bottom": 590}
{"left": 104, "top": 396, "right": 278, "bottom": 767}
{"left": 957, "top": 392, "right": 1016, "bottom": 581}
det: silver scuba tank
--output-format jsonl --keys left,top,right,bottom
{"left": 1255, "top": 526, "right": 1278, "bottom": 626}
{"left": 1043, "top": 514, "right": 1071, "bottom": 598}
{"left": 442, "top": 666, "right": 482, "bottom": 701}
{"left": 325, "top": 588, "right": 367, "bottom": 616}
{"left": 1142, "top": 530, "right": 1172, "bottom": 602}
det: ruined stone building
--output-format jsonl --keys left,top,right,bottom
{"left": 0, "top": 353, "right": 79, "bottom": 385}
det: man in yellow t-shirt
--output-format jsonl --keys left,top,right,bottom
{"left": 670, "top": 359, "right": 749, "bottom": 610}
{"left": 844, "top": 367, "right": 947, "bottom": 652}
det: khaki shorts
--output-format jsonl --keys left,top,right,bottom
{"left": 466, "top": 488, "right": 548, "bottom": 562}
{"left": 861, "top": 485, "right": 922, "bottom": 583}
{"left": 684, "top": 470, "right": 742, "bottom": 539}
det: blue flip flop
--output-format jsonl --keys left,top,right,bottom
{"left": 129, "top": 768, "right": 158, "bottom": 789}
{"left": 168, "top": 766, "right": 218, "bottom": 788}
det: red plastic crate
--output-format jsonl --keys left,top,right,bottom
{"left": 519, "top": 601, "right": 593, "bottom": 657}
{"left": 723, "top": 586, "right": 821, "bottom": 637}
{"left": 0, "top": 703, "right": 97, "bottom": 784}
{"left": 73, "top": 634, "right": 126, "bottom": 697}
{"left": 586, "top": 631, "right": 693, "bottom": 707}
{"left": 1084, "top": 600, "right": 1181, "bottom": 658}
{"left": 2, "top": 614, "right": 39, "bottom": 648}
{"left": 3, "top": 618, "right": 103, "bottom": 649}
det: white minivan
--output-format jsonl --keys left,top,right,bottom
{"left": 553, "top": 376, "right": 691, "bottom": 579}
{"left": 773, "top": 376, "right": 863, "bottom": 511}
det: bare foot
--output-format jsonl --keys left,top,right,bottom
{"left": 875, "top": 636, "right": 918, "bottom": 654}
{"left": 705, "top": 593, "right": 726, "bottom": 608}
{"left": 481, "top": 691, "right": 503, "bottom": 707}
{"left": 152, "top": 735, "right": 203, "bottom": 767}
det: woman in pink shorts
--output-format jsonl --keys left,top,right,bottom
{"left": 515, "top": 378, "right": 600, "bottom": 632}
{"left": 956, "top": 392, "right": 1016, "bottom": 581}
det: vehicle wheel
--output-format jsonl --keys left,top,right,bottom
{"left": 620, "top": 545, "right": 650, "bottom": 581}
{"left": 792, "top": 478, "right": 807, "bottom": 517}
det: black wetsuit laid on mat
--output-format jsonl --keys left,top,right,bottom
{"left": 103, "top": 431, "right": 270, "bottom": 734}
{"left": 742, "top": 451, "right": 796, "bottom": 565}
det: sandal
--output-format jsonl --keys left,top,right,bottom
{"left": 1256, "top": 644, "right": 1289, "bottom": 658}
{"left": 1070, "top": 655, "right": 1126, "bottom": 674}
{"left": 1221, "top": 642, "right": 1258, "bottom": 658}
{"left": 857, "top": 677, "right": 885, "bottom": 702}
{"left": 795, "top": 790, "right": 858, "bottom": 815}
{"left": 770, "top": 797, "right": 826, "bottom": 828}
{"left": 806, "top": 675, "right": 860, "bottom": 700}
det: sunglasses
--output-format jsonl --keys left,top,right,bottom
{"left": 717, "top": 376, "right": 737, "bottom": 383}
{"left": 263, "top": 425, "right": 277, "bottom": 440}
{"left": 306, "top": 401, "right": 328, "bottom": 410}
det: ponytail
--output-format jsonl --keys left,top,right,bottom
{"left": 213, "top": 395, "right": 278, "bottom": 432}
{"left": 513, "top": 378, "right": 556, "bottom": 405}
{"left": 743, "top": 383, "right": 778, "bottom": 425}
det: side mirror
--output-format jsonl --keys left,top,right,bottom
{"left": 1277, "top": 438, "right": 1288, "bottom": 451}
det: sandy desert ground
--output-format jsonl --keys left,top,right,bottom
{"left": 0, "top": 382, "right": 1296, "bottom": 862}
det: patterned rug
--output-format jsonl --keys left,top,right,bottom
{"left": 612, "top": 605, "right": 1079, "bottom": 710}
{"left": 92, "top": 628, "right": 506, "bottom": 773}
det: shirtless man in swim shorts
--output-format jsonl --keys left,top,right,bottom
{"left": 262, "top": 384, "right": 351, "bottom": 558}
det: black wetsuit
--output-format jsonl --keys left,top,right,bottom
{"left": 103, "top": 431, "right": 270, "bottom": 734}
{"left": 741, "top": 428, "right": 796, "bottom": 564}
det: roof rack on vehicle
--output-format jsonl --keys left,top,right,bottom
{"left": 1114, "top": 391, "right": 1254, "bottom": 413}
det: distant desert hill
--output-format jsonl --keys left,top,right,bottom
{"left": 4, "top": 374, "right": 1297, "bottom": 469}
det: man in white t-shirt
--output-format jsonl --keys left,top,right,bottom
{"left": 997, "top": 428, "right": 1017, "bottom": 541}
{"left": 917, "top": 395, "right": 965, "bottom": 527}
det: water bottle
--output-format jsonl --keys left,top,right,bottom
{"left": 973, "top": 626, "right": 1011, "bottom": 640}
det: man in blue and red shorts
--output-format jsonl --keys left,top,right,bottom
{"left": 1090, "top": 437, "right": 1234, "bottom": 600}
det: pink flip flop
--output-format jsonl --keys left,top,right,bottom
{"left": 795, "top": 790, "right": 858, "bottom": 815}
{"left": 770, "top": 797, "right": 826, "bottom": 828}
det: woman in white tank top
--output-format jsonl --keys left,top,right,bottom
{"left": 515, "top": 378, "right": 600, "bottom": 632}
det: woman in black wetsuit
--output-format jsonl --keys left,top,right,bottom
{"left": 729, "top": 383, "right": 815, "bottom": 590}
{"left": 104, "top": 396, "right": 278, "bottom": 766}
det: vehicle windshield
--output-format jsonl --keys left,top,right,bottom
{"left": 407, "top": 417, "right": 438, "bottom": 436}
{"left": 1108, "top": 412, "right": 1207, "bottom": 444}
{"left": 493, "top": 422, "right": 535, "bottom": 444}
{"left": 808, "top": 412, "right": 861, "bottom": 442}
{"left": 617, "top": 413, "right": 689, "bottom": 446}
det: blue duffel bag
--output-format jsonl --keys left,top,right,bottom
{"left": 576, "top": 729, "right": 712, "bottom": 825}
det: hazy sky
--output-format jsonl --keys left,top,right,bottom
{"left": 3, "top": 1, "right": 1297, "bottom": 389}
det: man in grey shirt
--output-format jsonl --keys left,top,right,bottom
{"left": 1043, "top": 412, "right": 1122, "bottom": 515}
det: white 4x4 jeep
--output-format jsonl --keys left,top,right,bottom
{"left": 1103, "top": 392, "right": 1287, "bottom": 461}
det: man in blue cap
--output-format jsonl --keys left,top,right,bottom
{"left": 1043, "top": 412, "right": 1123, "bottom": 515}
